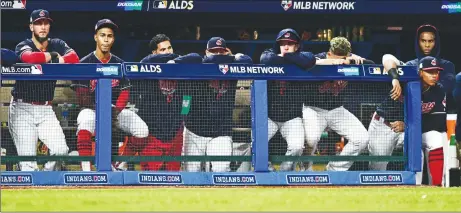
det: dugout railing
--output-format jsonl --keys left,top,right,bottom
{"left": 0, "top": 62, "right": 421, "bottom": 186}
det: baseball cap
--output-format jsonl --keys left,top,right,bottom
{"left": 276, "top": 31, "right": 300, "bottom": 43}
{"left": 207, "top": 37, "right": 227, "bottom": 50}
{"left": 30, "top": 9, "right": 53, "bottom": 24}
{"left": 419, "top": 56, "right": 444, "bottom": 71}
{"left": 95, "top": 19, "right": 118, "bottom": 33}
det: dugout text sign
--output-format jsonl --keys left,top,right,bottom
{"left": 123, "top": 63, "right": 419, "bottom": 82}
{"left": 21, "top": 0, "right": 459, "bottom": 14}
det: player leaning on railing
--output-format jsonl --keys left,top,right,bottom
{"left": 260, "top": 28, "right": 316, "bottom": 171}
{"left": 10, "top": 9, "right": 79, "bottom": 171}
{"left": 127, "top": 34, "right": 202, "bottom": 171}
{"left": 301, "top": 37, "right": 377, "bottom": 172}
{"left": 71, "top": 19, "right": 149, "bottom": 171}
{"left": 182, "top": 37, "right": 252, "bottom": 172}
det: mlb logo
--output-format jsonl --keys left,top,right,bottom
{"left": 281, "top": 0, "right": 292, "bottom": 11}
{"left": 153, "top": 0, "right": 168, "bottom": 9}
{"left": 127, "top": 65, "right": 138, "bottom": 72}
{"left": 31, "top": 65, "right": 43, "bottom": 74}
{"left": 219, "top": 64, "right": 229, "bottom": 74}
{"left": 2, "top": 0, "right": 27, "bottom": 9}
{"left": 368, "top": 67, "right": 381, "bottom": 75}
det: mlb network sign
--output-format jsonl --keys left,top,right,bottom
{"left": 219, "top": 64, "right": 285, "bottom": 75}
{"left": 281, "top": 0, "right": 355, "bottom": 11}
{"left": 0, "top": 0, "right": 26, "bottom": 9}
{"left": 1, "top": 174, "right": 33, "bottom": 185}
{"left": 360, "top": 173, "right": 403, "bottom": 185}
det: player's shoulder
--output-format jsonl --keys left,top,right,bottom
{"left": 432, "top": 83, "right": 446, "bottom": 95}
{"left": 314, "top": 52, "right": 327, "bottom": 60}
{"left": 15, "top": 39, "right": 33, "bottom": 49}
{"left": 110, "top": 54, "right": 124, "bottom": 63}
{"left": 79, "top": 52, "right": 95, "bottom": 63}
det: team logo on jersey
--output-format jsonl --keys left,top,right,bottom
{"left": 219, "top": 64, "right": 229, "bottom": 74}
{"left": 319, "top": 80, "right": 348, "bottom": 96}
{"left": 90, "top": 79, "right": 120, "bottom": 92}
{"left": 281, "top": 0, "right": 293, "bottom": 11}
{"left": 1, "top": 0, "right": 27, "bottom": 9}
{"left": 421, "top": 101, "right": 435, "bottom": 113}
{"left": 209, "top": 80, "right": 229, "bottom": 100}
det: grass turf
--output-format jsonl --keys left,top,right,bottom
{"left": 2, "top": 187, "right": 461, "bottom": 211}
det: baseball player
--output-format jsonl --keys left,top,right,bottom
{"left": 182, "top": 37, "right": 252, "bottom": 172}
{"left": 127, "top": 34, "right": 202, "bottom": 171}
{"left": 302, "top": 37, "right": 378, "bottom": 171}
{"left": 10, "top": 9, "right": 79, "bottom": 171}
{"left": 260, "top": 28, "right": 316, "bottom": 171}
{"left": 74, "top": 19, "right": 148, "bottom": 171}
{"left": 370, "top": 57, "right": 446, "bottom": 186}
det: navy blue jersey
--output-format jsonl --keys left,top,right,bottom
{"left": 13, "top": 38, "right": 74, "bottom": 102}
{"left": 376, "top": 96, "right": 404, "bottom": 123}
{"left": 185, "top": 80, "right": 238, "bottom": 138}
{"left": 76, "top": 52, "right": 129, "bottom": 106}
{"left": 267, "top": 80, "right": 304, "bottom": 122}
{"left": 422, "top": 83, "right": 446, "bottom": 133}
{"left": 303, "top": 52, "right": 347, "bottom": 110}
{"left": 132, "top": 53, "right": 185, "bottom": 141}
{"left": 184, "top": 54, "right": 251, "bottom": 138}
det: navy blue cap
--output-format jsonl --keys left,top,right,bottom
{"left": 419, "top": 56, "right": 443, "bottom": 71}
{"left": 30, "top": 9, "right": 53, "bottom": 24}
{"left": 276, "top": 31, "right": 300, "bottom": 43}
{"left": 207, "top": 37, "right": 227, "bottom": 50}
{"left": 95, "top": 19, "right": 118, "bottom": 33}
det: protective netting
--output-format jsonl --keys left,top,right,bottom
{"left": 268, "top": 80, "right": 406, "bottom": 171}
{"left": 0, "top": 79, "right": 94, "bottom": 171}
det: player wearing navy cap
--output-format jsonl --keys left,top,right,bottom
{"left": 73, "top": 19, "right": 148, "bottom": 171}
{"left": 369, "top": 56, "right": 446, "bottom": 186}
{"left": 10, "top": 9, "right": 79, "bottom": 171}
{"left": 260, "top": 28, "right": 316, "bottom": 171}
{"left": 182, "top": 37, "right": 253, "bottom": 172}
{"left": 126, "top": 34, "right": 202, "bottom": 171}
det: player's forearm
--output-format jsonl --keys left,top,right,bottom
{"left": 382, "top": 54, "right": 399, "bottom": 72}
{"left": 61, "top": 51, "right": 79, "bottom": 63}
{"left": 315, "top": 59, "right": 340, "bottom": 65}
{"left": 21, "top": 51, "right": 51, "bottom": 63}
{"left": 115, "top": 90, "right": 130, "bottom": 112}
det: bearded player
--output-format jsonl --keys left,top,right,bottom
{"left": 260, "top": 28, "right": 316, "bottom": 171}
{"left": 182, "top": 37, "right": 252, "bottom": 172}
{"left": 73, "top": 19, "right": 148, "bottom": 171}
{"left": 127, "top": 34, "right": 202, "bottom": 171}
{"left": 10, "top": 9, "right": 79, "bottom": 171}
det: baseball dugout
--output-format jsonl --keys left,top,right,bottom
{"left": 1, "top": 62, "right": 423, "bottom": 186}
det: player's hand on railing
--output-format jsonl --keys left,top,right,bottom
{"left": 167, "top": 60, "right": 175, "bottom": 64}
{"left": 346, "top": 54, "right": 364, "bottom": 65}
{"left": 390, "top": 79, "right": 402, "bottom": 100}
{"left": 390, "top": 121, "right": 405, "bottom": 133}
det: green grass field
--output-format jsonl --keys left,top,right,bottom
{"left": 2, "top": 186, "right": 461, "bottom": 211}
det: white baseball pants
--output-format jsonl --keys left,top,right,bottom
{"left": 182, "top": 127, "right": 233, "bottom": 172}
{"left": 268, "top": 117, "right": 305, "bottom": 171}
{"left": 302, "top": 106, "right": 369, "bottom": 171}
{"left": 368, "top": 112, "right": 404, "bottom": 170}
{"left": 8, "top": 100, "right": 69, "bottom": 171}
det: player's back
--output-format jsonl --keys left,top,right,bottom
{"left": 422, "top": 83, "right": 446, "bottom": 133}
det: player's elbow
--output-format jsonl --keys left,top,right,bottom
{"left": 382, "top": 54, "right": 399, "bottom": 67}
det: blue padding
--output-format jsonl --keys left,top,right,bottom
{"left": 252, "top": 80, "right": 269, "bottom": 172}
{"left": 1, "top": 64, "right": 123, "bottom": 80}
{"left": 1, "top": 171, "right": 415, "bottom": 186}
{"left": 405, "top": 81, "right": 422, "bottom": 172}
{"left": 123, "top": 63, "right": 419, "bottom": 81}
{"left": 95, "top": 79, "right": 113, "bottom": 172}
